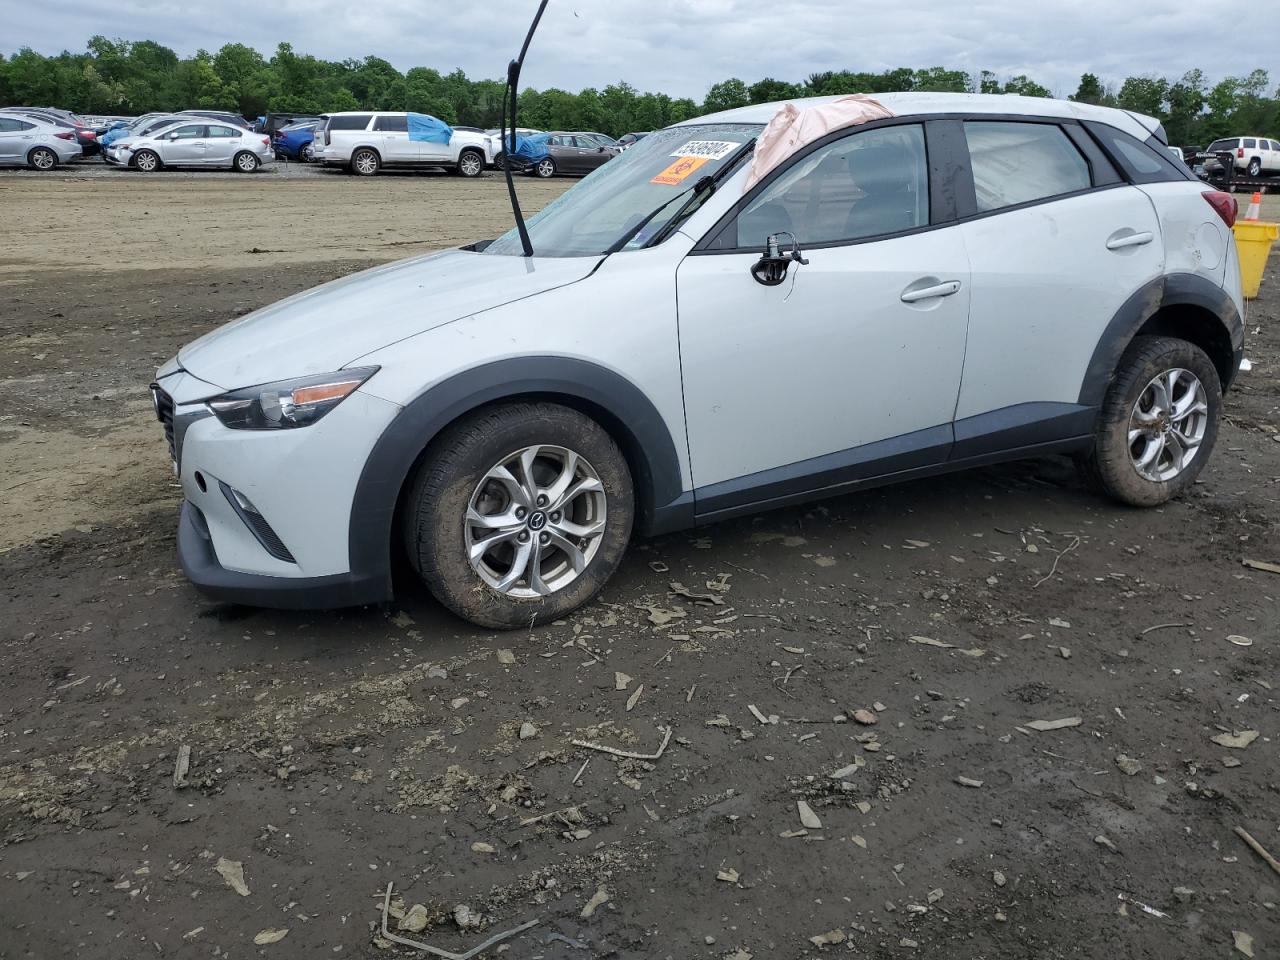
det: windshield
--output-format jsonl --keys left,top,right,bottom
{"left": 485, "top": 123, "right": 762, "bottom": 258}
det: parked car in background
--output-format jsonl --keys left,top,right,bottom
{"left": 101, "top": 112, "right": 172, "bottom": 147}
{"left": 257, "top": 113, "right": 320, "bottom": 136}
{"left": 1202, "top": 137, "right": 1280, "bottom": 177}
{"left": 178, "top": 110, "right": 251, "bottom": 129}
{"left": 273, "top": 121, "right": 320, "bottom": 161}
{"left": 0, "top": 114, "right": 82, "bottom": 169}
{"left": 487, "top": 127, "right": 542, "bottom": 169}
{"left": 105, "top": 120, "right": 275, "bottom": 172}
{"left": 526, "top": 131, "right": 621, "bottom": 177}
{"left": 314, "top": 112, "right": 492, "bottom": 176}
{"left": 0, "top": 107, "right": 100, "bottom": 156}
{"left": 617, "top": 132, "right": 650, "bottom": 149}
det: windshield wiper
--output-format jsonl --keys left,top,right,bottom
{"left": 502, "top": 0, "right": 551, "bottom": 258}
{"left": 603, "top": 138, "right": 757, "bottom": 256}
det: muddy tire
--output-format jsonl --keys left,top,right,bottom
{"left": 404, "top": 402, "right": 634, "bottom": 629}
{"left": 1079, "top": 335, "right": 1221, "bottom": 507}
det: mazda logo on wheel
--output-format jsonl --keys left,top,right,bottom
{"left": 527, "top": 511, "right": 547, "bottom": 531}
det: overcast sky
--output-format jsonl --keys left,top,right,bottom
{"left": 6, "top": 0, "right": 1277, "bottom": 100}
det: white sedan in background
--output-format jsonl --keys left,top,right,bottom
{"left": 0, "top": 114, "right": 82, "bottom": 169}
{"left": 106, "top": 121, "right": 276, "bottom": 173}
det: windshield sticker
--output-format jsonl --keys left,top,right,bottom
{"left": 652, "top": 155, "right": 710, "bottom": 185}
{"left": 671, "top": 140, "right": 738, "bottom": 161}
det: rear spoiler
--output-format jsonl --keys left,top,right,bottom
{"left": 1125, "top": 110, "right": 1168, "bottom": 145}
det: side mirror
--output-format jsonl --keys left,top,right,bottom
{"left": 751, "top": 232, "right": 809, "bottom": 287}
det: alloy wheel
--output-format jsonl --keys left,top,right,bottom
{"left": 354, "top": 151, "right": 377, "bottom": 175}
{"left": 135, "top": 152, "right": 157, "bottom": 172}
{"left": 31, "top": 149, "right": 55, "bottom": 170}
{"left": 460, "top": 153, "right": 483, "bottom": 176}
{"left": 1127, "top": 368, "right": 1209, "bottom": 482}
{"left": 464, "top": 444, "right": 607, "bottom": 598}
{"left": 237, "top": 153, "right": 258, "bottom": 172}
{"left": 537, "top": 159, "right": 555, "bottom": 178}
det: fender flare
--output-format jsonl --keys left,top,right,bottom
{"left": 347, "top": 357, "right": 690, "bottom": 599}
{"left": 1077, "top": 272, "right": 1243, "bottom": 408}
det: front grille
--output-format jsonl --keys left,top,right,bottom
{"left": 150, "top": 383, "right": 176, "bottom": 461}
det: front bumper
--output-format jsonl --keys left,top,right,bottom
{"left": 179, "top": 502, "right": 389, "bottom": 609}
{"left": 154, "top": 367, "right": 402, "bottom": 608}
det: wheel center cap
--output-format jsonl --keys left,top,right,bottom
{"left": 527, "top": 511, "right": 547, "bottom": 531}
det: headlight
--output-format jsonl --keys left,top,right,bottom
{"left": 207, "top": 367, "right": 379, "bottom": 430}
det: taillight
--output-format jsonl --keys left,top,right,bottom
{"left": 1237, "top": 147, "right": 1245, "bottom": 158}
{"left": 261, "top": 137, "right": 270, "bottom": 147}
{"left": 1202, "top": 190, "right": 1238, "bottom": 228}
{"left": 54, "top": 131, "right": 75, "bottom": 140}
{"left": 81, "top": 130, "right": 96, "bottom": 138}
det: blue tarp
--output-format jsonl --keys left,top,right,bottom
{"left": 510, "top": 132, "right": 552, "bottom": 161}
{"left": 407, "top": 113, "right": 453, "bottom": 144}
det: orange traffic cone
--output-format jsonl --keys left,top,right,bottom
{"left": 1243, "top": 192, "right": 1261, "bottom": 221}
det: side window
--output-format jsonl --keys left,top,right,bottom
{"left": 1243, "top": 138, "right": 1256, "bottom": 149}
{"left": 733, "top": 124, "right": 929, "bottom": 248}
{"left": 1087, "top": 122, "right": 1190, "bottom": 183}
{"left": 374, "top": 115, "right": 408, "bottom": 133}
{"left": 965, "top": 122, "right": 1090, "bottom": 212}
{"left": 0, "top": 118, "right": 17, "bottom": 132}
{"left": 330, "top": 115, "right": 373, "bottom": 131}
{"left": 170, "top": 125, "right": 206, "bottom": 140}
{"left": 207, "top": 125, "right": 240, "bottom": 138}
{"left": 549, "top": 135, "right": 571, "bottom": 147}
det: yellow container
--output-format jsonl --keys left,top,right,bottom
{"left": 1233, "top": 219, "right": 1279, "bottom": 299}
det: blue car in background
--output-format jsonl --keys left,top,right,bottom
{"left": 273, "top": 121, "right": 319, "bottom": 162}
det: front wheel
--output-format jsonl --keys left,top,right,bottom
{"left": 1246, "top": 158, "right": 1261, "bottom": 177}
{"left": 1079, "top": 335, "right": 1221, "bottom": 507}
{"left": 403, "top": 402, "right": 634, "bottom": 629}
{"left": 27, "top": 147, "right": 57, "bottom": 170}
{"left": 133, "top": 149, "right": 160, "bottom": 173}
{"left": 234, "top": 151, "right": 260, "bottom": 173}
{"left": 534, "top": 157, "right": 556, "bottom": 178}
{"left": 457, "top": 149, "right": 484, "bottom": 178}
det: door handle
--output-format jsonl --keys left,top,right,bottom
{"left": 1106, "top": 230, "right": 1154, "bottom": 250}
{"left": 900, "top": 279, "right": 962, "bottom": 303}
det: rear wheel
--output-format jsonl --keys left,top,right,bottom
{"left": 234, "top": 151, "right": 260, "bottom": 173}
{"left": 403, "top": 402, "right": 634, "bottom": 629}
{"left": 351, "top": 148, "right": 380, "bottom": 176}
{"left": 1246, "top": 158, "right": 1261, "bottom": 177}
{"left": 300, "top": 142, "right": 314, "bottom": 162}
{"left": 493, "top": 152, "right": 506, "bottom": 171}
{"left": 1079, "top": 335, "right": 1221, "bottom": 507}
{"left": 133, "top": 150, "right": 160, "bottom": 173}
{"left": 27, "top": 147, "right": 57, "bottom": 170}
{"left": 457, "top": 149, "right": 484, "bottom": 178}
{"left": 534, "top": 157, "right": 556, "bottom": 178}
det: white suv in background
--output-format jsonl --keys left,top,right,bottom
{"left": 153, "top": 92, "right": 1245, "bottom": 629}
{"left": 314, "top": 111, "right": 493, "bottom": 176}
{"left": 1204, "top": 136, "right": 1280, "bottom": 177}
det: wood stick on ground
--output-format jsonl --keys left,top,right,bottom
{"left": 1140, "top": 622, "right": 1193, "bottom": 636}
{"left": 571, "top": 726, "right": 673, "bottom": 761}
{"left": 1235, "top": 826, "right": 1280, "bottom": 878}
{"left": 380, "top": 883, "right": 537, "bottom": 959}
{"left": 1034, "top": 536, "right": 1080, "bottom": 588}
{"left": 1242, "top": 558, "right": 1280, "bottom": 575}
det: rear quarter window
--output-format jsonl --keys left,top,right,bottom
{"left": 1207, "top": 139, "right": 1239, "bottom": 151}
{"left": 1086, "top": 122, "right": 1192, "bottom": 184}
{"left": 373, "top": 115, "right": 408, "bottom": 132}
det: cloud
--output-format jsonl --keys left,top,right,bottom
{"left": 6, "top": 0, "right": 1277, "bottom": 100}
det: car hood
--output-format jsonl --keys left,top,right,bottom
{"left": 176, "top": 249, "right": 596, "bottom": 390}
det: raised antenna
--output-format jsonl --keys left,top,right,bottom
{"left": 503, "top": 0, "right": 551, "bottom": 258}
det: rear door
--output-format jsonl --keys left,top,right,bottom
{"left": 954, "top": 119, "right": 1164, "bottom": 435}
{"left": 0, "top": 117, "right": 30, "bottom": 161}
{"left": 203, "top": 124, "right": 242, "bottom": 166}
{"left": 573, "top": 135, "right": 613, "bottom": 172}
{"left": 374, "top": 115, "right": 419, "bottom": 164}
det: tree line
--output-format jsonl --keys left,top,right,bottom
{"left": 1, "top": 38, "right": 1276, "bottom": 144}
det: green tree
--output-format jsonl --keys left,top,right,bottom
{"left": 913, "top": 67, "right": 969, "bottom": 92}
{"left": 1069, "top": 72, "right": 1107, "bottom": 105}
{"left": 748, "top": 77, "right": 802, "bottom": 104}
{"left": 1116, "top": 75, "right": 1169, "bottom": 117}
{"left": 703, "top": 78, "right": 749, "bottom": 113}
{"left": 1001, "top": 75, "right": 1051, "bottom": 98}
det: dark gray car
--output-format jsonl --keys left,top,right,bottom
{"left": 532, "top": 132, "right": 621, "bottom": 178}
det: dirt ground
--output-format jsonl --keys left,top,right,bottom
{"left": 1, "top": 170, "right": 1277, "bottom": 960}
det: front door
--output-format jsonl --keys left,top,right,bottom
{"left": 572, "top": 136, "right": 611, "bottom": 173}
{"left": 676, "top": 122, "right": 971, "bottom": 513}
{"left": 162, "top": 124, "right": 209, "bottom": 166}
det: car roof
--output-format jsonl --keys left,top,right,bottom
{"left": 681, "top": 92, "right": 1159, "bottom": 141}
